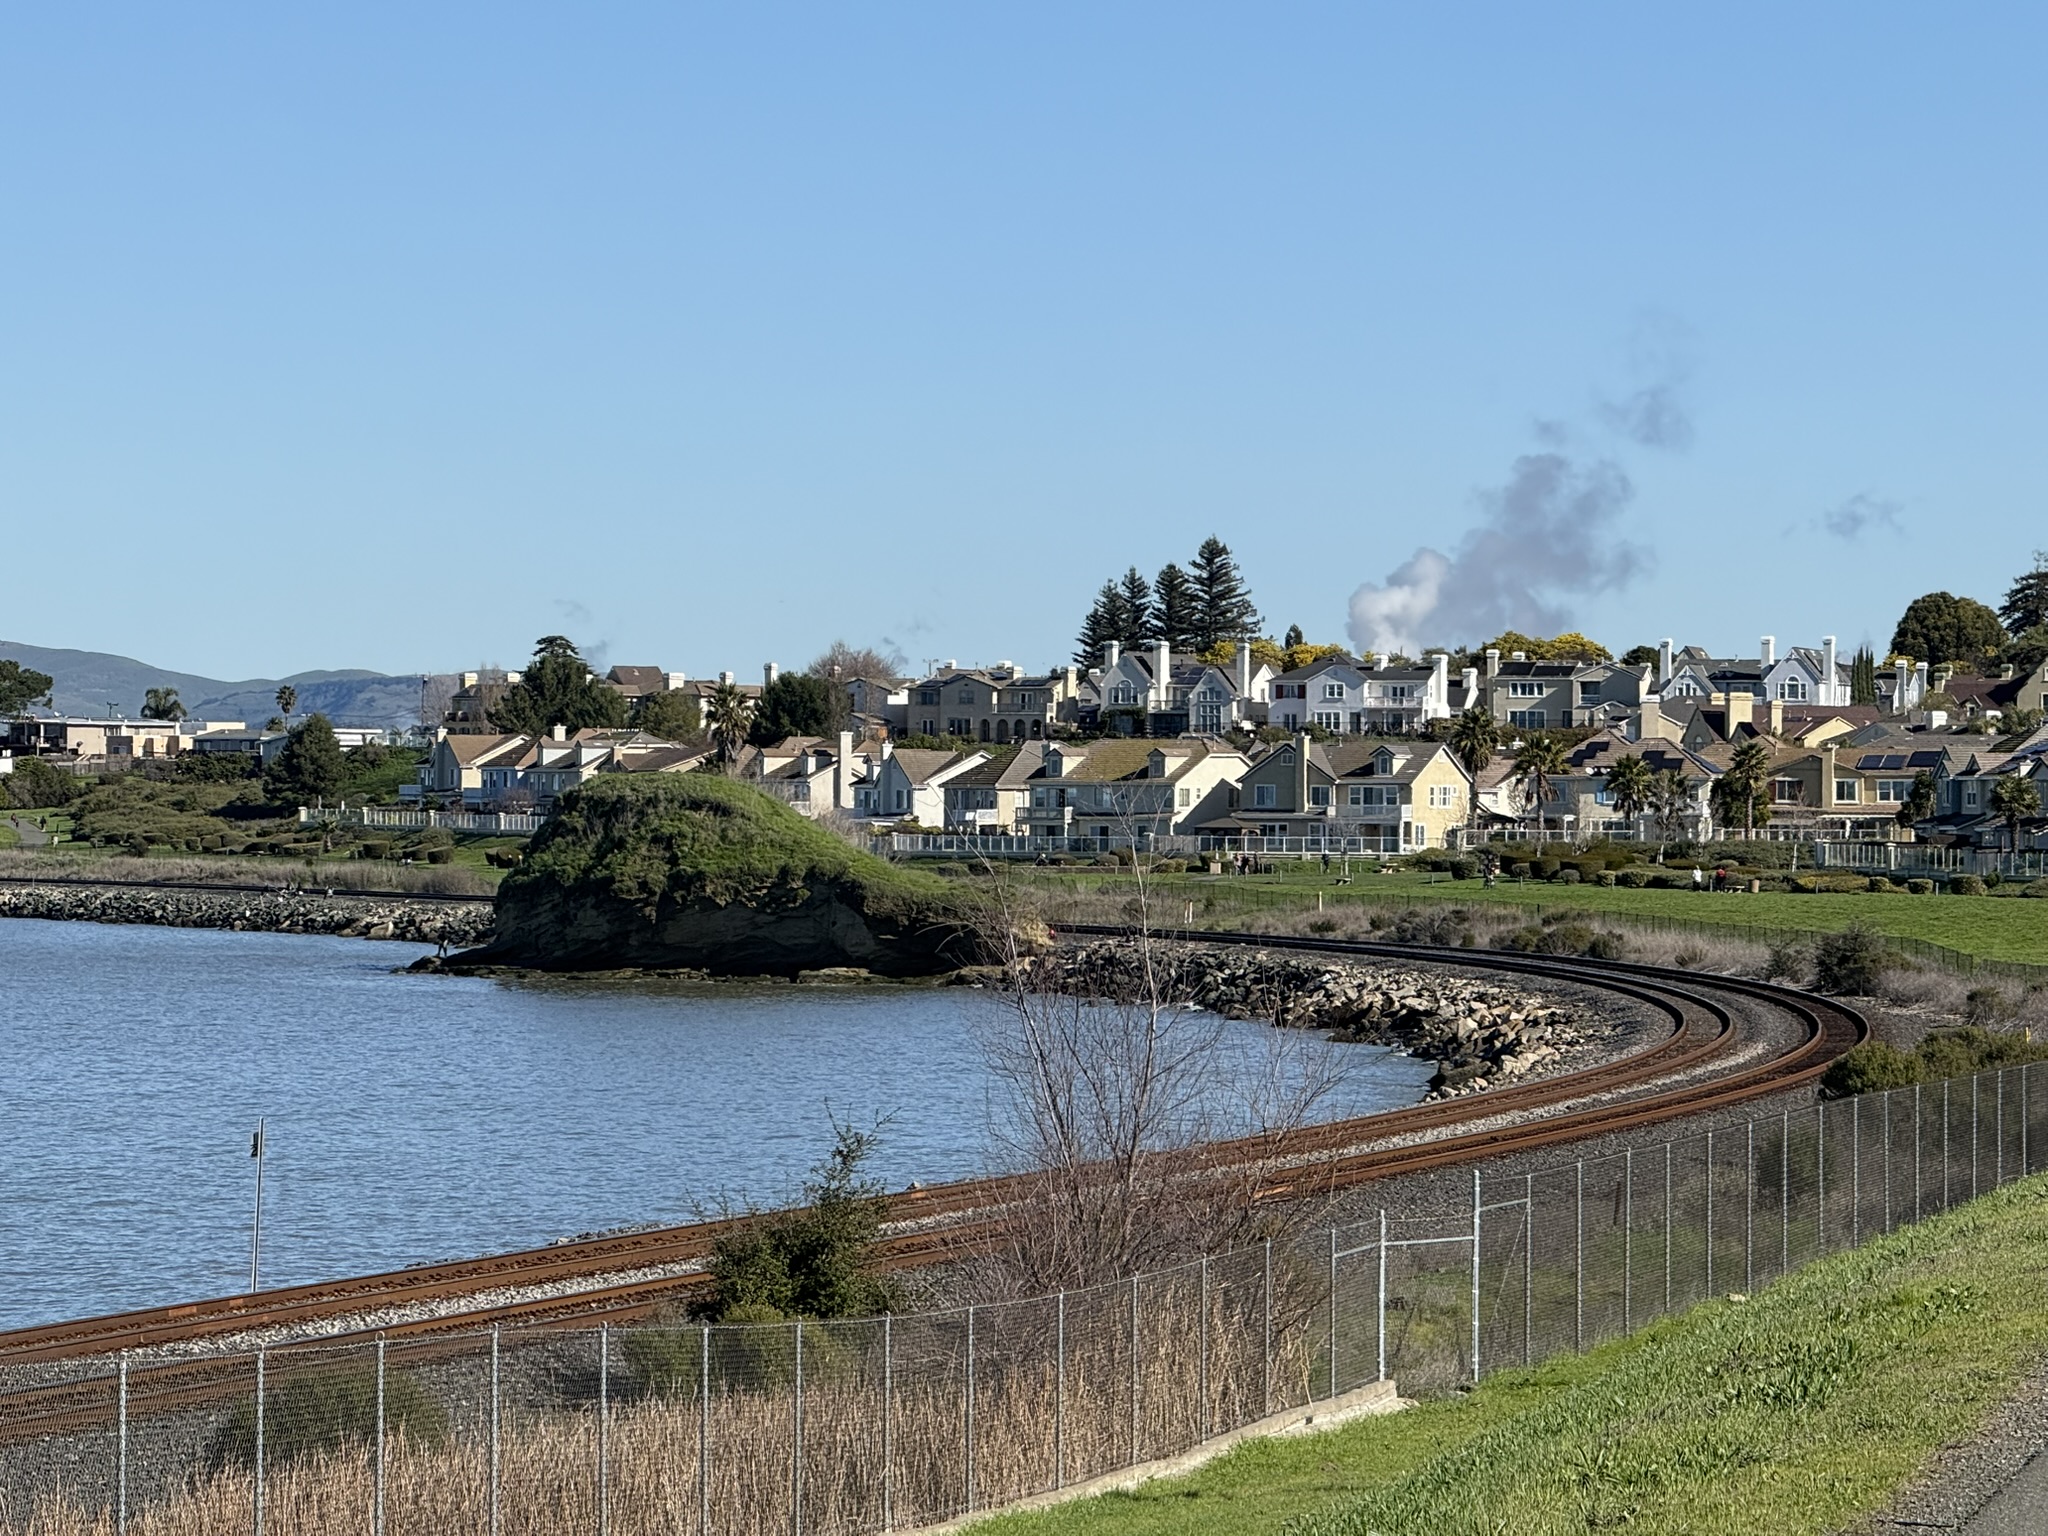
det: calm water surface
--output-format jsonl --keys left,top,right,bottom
{"left": 0, "top": 918, "right": 1430, "bottom": 1329}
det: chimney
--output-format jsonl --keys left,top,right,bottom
{"left": 1429, "top": 651, "right": 1449, "bottom": 705}
{"left": 880, "top": 737, "right": 893, "bottom": 760}
{"left": 1510, "top": 650, "right": 1527, "bottom": 663}
{"left": 1236, "top": 642, "right": 1251, "bottom": 698}
{"left": 1375, "top": 653, "right": 1389, "bottom": 671}
{"left": 1461, "top": 666, "right": 1480, "bottom": 705}
{"left": 1723, "top": 691, "right": 1753, "bottom": 733}
{"left": 1761, "top": 636, "right": 1776, "bottom": 667}
{"left": 1484, "top": 648, "right": 1501, "bottom": 678}
{"left": 1637, "top": 696, "right": 1673, "bottom": 742}
{"left": 1064, "top": 665, "right": 1079, "bottom": 694}
{"left": 1915, "top": 661, "right": 1930, "bottom": 703}
{"left": 1155, "top": 640, "right": 1171, "bottom": 709}
{"left": 1893, "top": 659, "right": 1908, "bottom": 712}
{"left": 1105, "top": 640, "right": 1121, "bottom": 671}
{"left": 944, "top": 659, "right": 957, "bottom": 671}
{"left": 836, "top": 728, "right": 856, "bottom": 809}
{"left": 551, "top": 722, "right": 566, "bottom": 741}
{"left": 1822, "top": 636, "right": 1838, "bottom": 698}
{"left": 1768, "top": 698, "right": 1784, "bottom": 735}
{"left": 1658, "top": 638, "right": 1673, "bottom": 685}
{"left": 765, "top": 662, "right": 779, "bottom": 685}
{"left": 719, "top": 670, "right": 734, "bottom": 686}
{"left": 1295, "top": 732, "right": 1311, "bottom": 810}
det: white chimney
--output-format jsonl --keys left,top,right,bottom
{"left": 1822, "top": 636, "right": 1838, "bottom": 702}
{"left": 1761, "top": 636, "right": 1776, "bottom": 667}
{"left": 1155, "top": 640, "right": 1171, "bottom": 709}
{"left": 1105, "top": 640, "right": 1121, "bottom": 671}
{"left": 1375, "top": 653, "right": 1389, "bottom": 671}
{"left": 1658, "top": 638, "right": 1673, "bottom": 685}
{"left": 719, "top": 670, "right": 734, "bottom": 686}
{"left": 1510, "top": 651, "right": 1527, "bottom": 663}
{"left": 765, "top": 662, "right": 779, "bottom": 685}
{"left": 1236, "top": 643, "right": 1252, "bottom": 698}
{"left": 1461, "top": 666, "right": 1480, "bottom": 704}
{"left": 1484, "top": 648, "right": 1501, "bottom": 678}
{"left": 836, "top": 728, "right": 856, "bottom": 809}
{"left": 551, "top": 722, "right": 566, "bottom": 741}
{"left": 944, "top": 659, "right": 958, "bottom": 671}
{"left": 1428, "top": 652, "right": 1449, "bottom": 705}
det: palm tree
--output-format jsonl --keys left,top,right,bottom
{"left": 275, "top": 684, "right": 297, "bottom": 721}
{"left": 1512, "top": 735, "right": 1570, "bottom": 841}
{"left": 1446, "top": 707, "right": 1501, "bottom": 846}
{"left": 1650, "top": 767, "right": 1694, "bottom": 859}
{"left": 140, "top": 687, "right": 187, "bottom": 722}
{"left": 1603, "top": 753, "right": 1653, "bottom": 840}
{"left": 1724, "top": 738, "right": 1772, "bottom": 840}
{"left": 704, "top": 682, "right": 754, "bottom": 769}
{"left": 1990, "top": 774, "right": 2042, "bottom": 853}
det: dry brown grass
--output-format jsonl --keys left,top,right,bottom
{"left": 0, "top": 849, "right": 494, "bottom": 898}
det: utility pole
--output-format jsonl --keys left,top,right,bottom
{"left": 249, "top": 1119, "right": 267, "bottom": 1292}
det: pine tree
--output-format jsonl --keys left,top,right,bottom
{"left": 1283, "top": 624, "right": 1304, "bottom": 649}
{"left": 1850, "top": 645, "right": 1878, "bottom": 705}
{"left": 1152, "top": 563, "right": 1198, "bottom": 649}
{"left": 1075, "top": 581, "right": 1125, "bottom": 668}
{"left": 1189, "top": 536, "right": 1260, "bottom": 650}
{"left": 2001, "top": 551, "right": 2048, "bottom": 637}
{"left": 1117, "top": 568, "right": 1157, "bottom": 646}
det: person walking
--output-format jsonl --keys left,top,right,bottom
{"left": 1692, "top": 864, "right": 1705, "bottom": 892}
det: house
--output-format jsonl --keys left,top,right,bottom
{"left": 443, "top": 671, "right": 524, "bottom": 734}
{"left": 1481, "top": 652, "right": 1648, "bottom": 732}
{"left": 1746, "top": 729, "right": 2004, "bottom": 839}
{"left": 739, "top": 731, "right": 885, "bottom": 818}
{"left": 942, "top": 743, "right": 1049, "bottom": 831}
{"left": 4, "top": 716, "right": 190, "bottom": 761}
{"left": 1083, "top": 642, "right": 1271, "bottom": 738}
{"left": 1198, "top": 736, "right": 1469, "bottom": 851}
{"left": 1929, "top": 746, "right": 2048, "bottom": 850}
{"left": 1549, "top": 734, "right": 1719, "bottom": 842}
{"left": 1015, "top": 738, "right": 1249, "bottom": 840}
{"left": 603, "top": 665, "right": 672, "bottom": 702}
{"left": 1267, "top": 653, "right": 1454, "bottom": 736}
{"left": 861, "top": 746, "right": 989, "bottom": 825}
{"left": 904, "top": 663, "right": 1082, "bottom": 744}
{"left": 188, "top": 729, "right": 290, "bottom": 764}
{"left": 1929, "top": 655, "right": 2048, "bottom": 726}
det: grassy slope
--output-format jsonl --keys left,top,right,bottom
{"left": 1030, "top": 868, "right": 2048, "bottom": 966}
{"left": 979, "top": 1176, "right": 2048, "bottom": 1536}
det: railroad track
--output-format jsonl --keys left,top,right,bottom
{"left": 0, "top": 931, "right": 1863, "bottom": 1444}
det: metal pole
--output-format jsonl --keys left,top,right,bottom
{"left": 1574, "top": 1160, "right": 1584, "bottom": 1351}
{"left": 963, "top": 1307, "right": 974, "bottom": 1515}
{"left": 1781, "top": 1109, "right": 1790, "bottom": 1277}
{"left": 374, "top": 1335, "right": 386, "bottom": 1536}
{"left": 1130, "top": 1276, "right": 1140, "bottom": 1466}
{"left": 1523, "top": 1176, "right": 1533, "bottom": 1366}
{"left": 1664, "top": 1141, "right": 1673, "bottom": 1316}
{"left": 1328, "top": 1226, "right": 1339, "bottom": 1398}
{"left": 1055, "top": 1292, "right": 1066, "bottom": 1488}
{"left": 1852, "top": 1096, "right": 1861, "bottom": 1244}
{"left": 1199, "top": 1257, "right": 1211, "bottom": 1439}
{"left": 1471, "top": 1168, "right": 1482, "bottom": 1383}
{"left": 1262, "top": 1238, "right": 1273, "bottom": 1417}
{"left": 1376, "top": 1209, "right": 1388, "bottom": 1383}
{"left": 794, "top": 1327, "right": 802, "bottom": 1536}
{"left": 1997, "top": 1070, "right": 2005, "bottom": 1187}
{"left": 1973, "top": 1075, "right": 1981, "bottom": 1198}
{"left": 1745, "top": 1121, "right": 1754, "bottom": 1294}
{"left": 117, "top": 1353, "right": 128, "bottom": 1536}
{"left": 1883, "top": 1091, "right": 1893, "bottom": 1231}
{"left": 1943, "top": 1078, "right": 1951, "bottom": 1209}
{"left": 1817, "top": 1106, "right": 1826, "bottom": 1253}
{"left": 2023, "top": 1063, "right": 2031, "bottom": 1177}
{"left": 249, "top": 1119, "right": 266, "bottom": 1294}
{"left": 598, "top": 1324, "right": 609, "bottom": 1536}
{"left": 1705, "top": 1130, "right": 1715, "bottom": 1295}
{"left": 1623, "top": 1150, "right": 1633, "bottom": 1333}
{"left": 254, "top": 1347, "right": 266, "bottom": 1536}
{"left": 490, "top": 1326, "right": 501, "bottom": 1536}
{"left": 882, "top": 1314, "right": 893, "bottom": 1532}
{"left": 699, "top": 1327, "right": 710, "bottom": 1536}
{"left": 1914, "top": 1083, "right": 1922, "bottom": 1222}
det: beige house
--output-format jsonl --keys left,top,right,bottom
{"left": 1196, "top": 736, "right": 1469, "bottom": 851}
{"left": 905, "top": 664, "right": 1082, "bottom": 744}
{"left": 1014, "top": 738, "right": 1248, "bottom": 840}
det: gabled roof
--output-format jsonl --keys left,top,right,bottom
{"left": 883, "top": 748, "right": 984, "bottom": 786}
{"left": 605, "top": 666, "right": 668, "bottom": 696}
{"left": 1035, "top": 739, "right": 1219, "bottom": 784}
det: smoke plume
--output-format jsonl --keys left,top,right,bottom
{"left": 1821, "top": 493, "right": 1903, "bottom": 540}
{"left": 1346, "top": 453, "right": 1652, "bottom": 656}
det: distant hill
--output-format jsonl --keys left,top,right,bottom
{"left": 0, "top": 642, "right": 426, "bottom": 730}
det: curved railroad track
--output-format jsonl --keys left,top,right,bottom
{"left": 0, "top": 930, "right": 1861, "bottom": 1383}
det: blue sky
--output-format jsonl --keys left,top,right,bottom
{"left": 2, "top": 6, "right": 2042, "bottom": 681}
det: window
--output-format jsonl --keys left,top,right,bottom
{"left": 1876, "top": 778, "right": 1914, "bottom": 803}
{"left": 1964, "top": 785, "right": 1980, "bottom": 807}
{"left": 917, "top": 689, "right": 939, "bottom": 706}
{"left": 1349, "top": 784, "right": 1395, "bottom": 808}
{"left": 1309, "top": 784, "right": 1331, "bottom": 807}
{"left": 1428, "top": 785, "right": 1455, "bottom": 808}
{"left": 1197, "top": 686, "right": 1222, "bottom": 701}
{"left": 1509, "top": 709, "right": 1547, "bottom": 729}
{"left": 1771, "top": 778, "right": 1804, "bottom": 804}
{"left": 1776, "top": 680, "right": 1809, "bottom": 702}
{"left": 1579, "top": 683, "right": 1603, "bottom": 703}
{"left": 956, "top": 689, "right": 976, "bottom": 704}
{"left": 1194, "top": 704, "right": 1223, "bottom": 732}
{"left": 1177, "top": 786, "right": 1192, "bottom": 807}
{"left": 946, "top": 717, "right": 972, "bottom": 737}
{"left": 1261, "top": 823, "right": 1287, "bottom": 838}
{"left": 1380, "top": 684, "right": 1412, "bottom": 702}
{"left": 1413, "top": 823, "right": 1428, "bottom": 846}
{"left": 1109, "top": 685, "right": 1140, "bottom": 706}
{"left": 1834, "top": 778, "right": 1859, "bottom": 803}
{"left": 1312, "top": 710, "right": 1343, "bottom": 731}
{"left": 1253, "top": 783, "right": 1277, "bottom": 808}
{"left": 1507, "top": 682, "right": 1545, "bottom": 698}
{"left": 1322, "top": 682, "right": 1346, "bottom": 700}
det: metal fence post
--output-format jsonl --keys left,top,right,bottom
{"left": 1883, "top": 1090, "right": 1893, "bottom": 1231}
{"left": 882, "top": 1314, "right": 894, "bottom": 1530}
{"left": 1327, "top": 1226, "right": 1339, "bottom": 1398}
{"left": 1997, "top": 1070, "right": 2005, "bottom": 1187}
{"left": 1522, "top": 1177, "right": 1533, "bottom": 1365}
{"left": 1914, "top": 1084, "right": 1923, "bottom": 1222}
{"left": 795, "top": 1320, "right": 807, "bottom": 1534}
{"left": 1055, "top": 1292, "right": 1066, "bottom": 1488}
{"left": 699, "top": 1327, "right": 711, "bottom": 1536}
{"left": 1376, "top": 1210, "right": 1388, "bottom": 1383}
{"left": 254, "top": 1347, "right": 266, "bottom": 1536}
{"left": 1852, "top": 1096, "right": 1861, "bottom": 1244}
{"left": 1745, "top": 1121, "right": 1755, "bottom": 1294}
{"left": 490, "top": 1326, "right": 501, "bottom": 1536}
{"left": 1943, "top": 1078, "right": 1951, "bottom": 1209}
{"left": 1973, "top": 1075, "right": 1981, "bottom": 1198}
{"left": 2023, "top": 1063, "right": 2031, "bottom": 1177}
{"left": 1780, "top": 1109, "right": 1790, "bottom": 1277}
{"left": 598, "top": 1324, "right": 610, "bottom": 1536}
{"left": 1816, "top": 1106, "right": 1826, "bottom": 1254}
{"left": 1574, "top": 1160, "right": 1585, "bottom": 1352}
{"left": 374, "top": 1335, "right": 386, "bottom": 1536}
{"left": 1705, "top": 1130, "right": 1715, "bottom": 1295}
{"left": 1262, "top": 1238, "right": 1273, "bottom": 1416}
{"left": 1470, "top": 1169, "right": 1482, "bottom": 1384}
{"left": 117, "top": 1352, "right": 128, "bottom": 1536}
{"left": 1664, "top": 1141, "right": 1673, "bottom": 1316}
{"left": 1130, "top": 1276, "right": 1140, "bottom": 1466}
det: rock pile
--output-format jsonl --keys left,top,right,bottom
{"left": 1039, "top": 940, "right": 1591, "bottom": 1099}
{"left": 0, "top": 882, "right": 493, "bottom": 947}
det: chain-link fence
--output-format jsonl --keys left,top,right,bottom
{"left": 3, "top": 1060, "right": 2041, "bottom": 1535}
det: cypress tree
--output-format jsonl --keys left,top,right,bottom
{"left": 2001, "top": 551, "right": 2048, "bottom": 637}
{"left": 1075, "top": 581, "right": 1125, "bottom": 668}
{"left": 1152, "top": 563, "right": 1198, "bottom": 649}
{"left": 1190, "top": 536, "right": 1261, "bottom": 650}
{"left": 1117, "top": 567, "right": 1157, "bottom": 645}
{"left": 1850, "top": 645, "right": 1878, "bottom": 705}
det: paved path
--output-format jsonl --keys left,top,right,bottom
{"left": 1959, "top": 1448, "right": 2048, "bottom": 1534}
{"left": 3, "top": 817, "right": 51, "bottom": 847}
{"left": 1852, "top": 1364, "right": 2048, "bottom": 1533}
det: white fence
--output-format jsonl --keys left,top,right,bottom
{"left": 298, "top": 808, "right": 548, "bottom": 835}
{"left": 1812, "top": 841, "right": 2048, "bottom": 879}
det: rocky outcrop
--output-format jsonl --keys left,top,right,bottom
{"left": 1039, "top": 940, "right": 1598, "bottom": 1098}
{"left": 0, "top": 881, "right": 493, "bottom": 945}
{"left": 455, "top": 775, "right": 990, "bottom": 977}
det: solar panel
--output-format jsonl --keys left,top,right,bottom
{"left": 1855, "top": 755, "right": 1886, "bottom": 770}
{"left": 1908, "top": 751, "right": 1942, "bottom": 767}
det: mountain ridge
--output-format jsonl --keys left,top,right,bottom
{"left": 0, "top": 641, "right": 427, "bottom": 730}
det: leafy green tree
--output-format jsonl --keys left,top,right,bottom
{"left": 1189, "top": 536, "right": 1260, "bottom": 650}
{"left": 1714, "top": 738, "right": 1773, "bottom": 838}
{"left": 1990, "top": 775, "right": 2041, "bottom": 852}
{"left": 703, "top": 681, "right": 754, "bottom": 768}
{"left": 2000, "top": 550, "right": 2048, "bottom": 637}
{"left": 1896, "top": 770, "right": 1937, "bottom": 827}
{"left": 2003, "top": 625, "right": 2048, "bottom": 678}
{"left": 1618, "top": 644, "right": 1661, "bottom": 668}
{"left": 4, "top": 756, "right": 82, "bottom": 810}
{"left": 488, "top": 636, "right": 629, "bottom": 736}
{"left": 1446, "top": 707, "right": 1500, "bottom": 842}
{"left": 274, "top": 684, "right": 297, "bottom": 720}
{"left": 140, "top": 688, "right": 187, "bottom": 721}
{"left": 1483, "top": 630, "right": 1613, "bottom": 663}
{"left": 702, "top": 1123, "right": 896, "bottom": 1322}
{"left": 749, "top": 674, "right": 839, "bottom": 745}
{"left": 1116, "top": 567, "right": 1156, "bottom": 645}
{"left": 0, "top": 660, "right": 54, "bottom": 717}
{"left": 1889, "top": 592, "right": 2008, "bottom": 671}
{"left": 268, "top": 714, "right": 347, "bottom": 803}
{"left": 1075, "top": 580, "right": 1126, "bottom": 667}
{"left": 1850, "top": 645, "right": 1879, "bottom": 705}
{"left": 1603, "top": 753, "right": 1653, "bottom": 832}
{"left": 1650, "top": 767, "right": 1694, "bottom": 857}
{"left": 1282, "top": 623, "right": 1305, "bottom": 649}
{"left": 631, "top": 689, "right": 702, "bottom": 741}
{"left": 1151, "top": 563, "right": 1198, "bottom": 649}
{"left": 1511, "top": 735, "right": 1569, "bottom": 837}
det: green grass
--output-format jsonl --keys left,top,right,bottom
{"left": 1024, "top": 868, "right": 2048, "bottom": 967}
{"left": 977, "top": 1175, "right": 2048, "bottom": 1536}
{"left": 0, "top": 822, "right": 17, "bottom": 850}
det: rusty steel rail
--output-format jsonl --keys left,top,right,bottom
{"left": 0, "top": 932, "right": 1864, "bottom": 1376}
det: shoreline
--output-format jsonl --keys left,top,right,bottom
{"left": 0, "top": 879, "right": 493, "bottom": 946}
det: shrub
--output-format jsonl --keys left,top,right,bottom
{"left": 1821, "top": 1041, "right": 1921, "bottom": 1098}
{"left": 360, "top": 839, "right": 391, "bottom": 860}
{"left": 1906, "top": 878, "right": 1934, "bottom": 896}
{"left": 1388, "top": 906, "right": 1467, "bottom": 947}
{"left": 1596, "top": 870, "right": 1618, "bottom": 887}
{"left": 1865, "top": 876, "right": 1895, "bottom": 893}
{"left": 1536, "top": 857, "right": 1561, "bottom": 880}
{"left": 1915, "top": 1025, "right": 2048, "bottom": 1079}
{"left": 1615, "top": 868, "right": 1652, "bottom": 889}
{"left": 1949, "top": 874, "right": 1987, "bottom": 896}
{"left": 1152, "top": 858, "right": 1187, "bottom": 874}
{"left": 702, "top": 1124, "right": 896, "bottom": 1323}
{"left": 1812, "top": 923, "right": 1889, "bottom": 995}
{"left": 1584, "top": 931, "right": 1628, "bottom": 960}
{"left": 1447, "top": 856, "right": 1478, "bottom": 880}
{"left": 1555, "top": 867, "right": 1581, "bottom": 884}
{"left": 1647, "top": 871, "right": 1688, "bottom": 890}
{"left": 1510, "top": 862, "right": 1532, "bottom": 879}
{"left": 1963, "top": 988, "right": 2009, "bottom": 1027}
{"left": 1307, "top": 917, "right": 1339, "bottom": 934}
{"left": 426, "top": 846, "right": 454, "bottom": 864}
{"left": 208, "top": 1366, "right": 445, "bottom": 1471}
{"left": 1673, "top": 946, "right": 1707, "bottom": 969}
{"left": 1762, "top": 936, "right": 1808, "bottom": 984}
{"left": 2027, "top": 879, "right": 2048, "bottom": 898}
{"left": 1985, "top": 869, "right": 2003, "bottom": 889}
